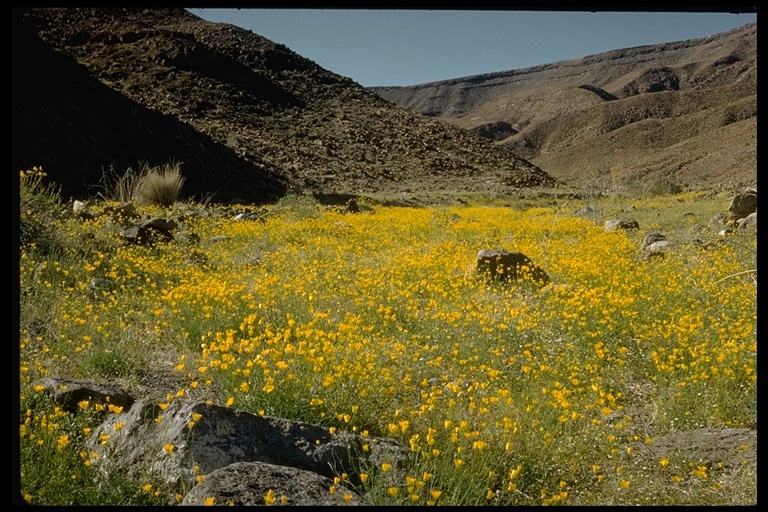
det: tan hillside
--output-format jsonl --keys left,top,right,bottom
{"left": 371, "top": 22, "right": 757, "bottom": 192}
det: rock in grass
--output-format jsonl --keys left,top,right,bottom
{"left": 476, "top": 249, "right": 549, "bottom": 287}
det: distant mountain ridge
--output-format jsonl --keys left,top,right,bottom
{"left": 370, "top": 22, "right": 756, "bottom": 191}
{"left": 369, "top": 23, "right": 755, "bottom": 116}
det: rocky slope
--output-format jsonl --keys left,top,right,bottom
{"left": 13, "top": 7, "right": 553, "bottom": 205}
{"left": 371, "top": 22, "right": 757, "bottom": 192}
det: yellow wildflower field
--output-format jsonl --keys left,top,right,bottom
{"left": 19, "top": 192, "right": 756, "bottom": 505}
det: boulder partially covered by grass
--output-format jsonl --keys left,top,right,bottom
{"left": 476, "top": 249, "right": 549, "bottom": 287}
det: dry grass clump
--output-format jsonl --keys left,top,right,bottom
{"left": 96, "top": 161, "right": 185, "bottom": 207}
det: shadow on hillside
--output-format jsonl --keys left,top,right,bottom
{"left": 13, "top": 9, "right": 288, "bottom": 205}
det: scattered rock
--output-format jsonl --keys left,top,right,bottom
{"left": 121, "top": 222, "right": 174, "bottom": 246}
{"left": 36, "top": 376, "right": 134, "bottom": 413}
{"left": 476, "top": 249, "right": 549, "bottom": 286}
{"left": 727, "top": 187, "right": 757, "bottom": 220}
{"left": 736, "top": 211, "right": 756, "bottom": 231}
{"left": 604, "top": 219, "right": 640, "bottom": 232}
{"left": 179, "top": 461, "right": 366, "bottom": 506}
{"left": 103, "top": 202, "right": 139, "bottom": 222}
{"left": 641, "top": 240, "right": 676, "bottom": 260}
{"left": 343, "top": 198, "right": 361, "bottom": 213}
{"left": 640, "top": 231, "right": 667, "bottom": 251}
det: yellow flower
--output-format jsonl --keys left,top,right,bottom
{"left": 659, "top": 457, "right": 670, "bottom": 467}
{"left": 387, "top": 487, "right": 399, "bottom": 496}
{"left": 204, "top": 496, "right": 215, "bottom": 506}
{"left": 264, "top": 489, "right": 276, "bottom": 505}
{"left": 381, "top": 462, "right": 392, "bottom": 472}
{"left": 56, "top": 434, "right": 70, "bottom": 451}
{"left": 164, "top": 443, "right": 174, "bottom": 455}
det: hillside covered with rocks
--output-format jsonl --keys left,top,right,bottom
{"left": 13, "top": 7, "right": 554, "bottom": 205}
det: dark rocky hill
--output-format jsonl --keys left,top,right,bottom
{"left": 371, "top": 22, "right": 757, "bottom": 192}
{"left": 13, "top": 7, "right": 553, "bottom": 205}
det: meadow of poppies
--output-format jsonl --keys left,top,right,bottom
{"left": 19, "top": 169, "right": 756, "bottom": 505}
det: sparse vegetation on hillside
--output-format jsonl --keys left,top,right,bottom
{"left": 19, "top": 170, "right": 756, "bottom": 505}
{"left": 373, "top": 23, "right": 756, "bottom": 192}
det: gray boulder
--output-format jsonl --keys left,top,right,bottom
{"left": 87, "top": 398, "right": 406, "bottom": 488}
{"left": 728, "top": 188, "right": 757, "bottom": 220}
{"left": 179, "top": 461, "right": 366, "bottom": 506}
{"left": 35, "top": 377, "right": 407, "bottom": 505}
{"left": 120, "top": 221, "right": 174, "bottom": 246}
{"left": 604, "top": 219, "right": 640, "bottom": 232}
{"left": 641, "top": 240, "right": 676, "bottom": 260}
{"left": 640, "top": 231, "right": 667, "bottom": 251}
{"left": 36, "top": 376, "right": 134, "bottom": 413}
{"left": 737, "top": 211, "right": 757, "bottom": 231}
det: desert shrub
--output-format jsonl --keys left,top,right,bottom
{"left": 134, "top": 161, "right": 185, "bottom": 207}
{"left": 270, "top": 192, "right": 324, "bottom": 220}
{"left": 632, "top": 175, "right": 684, "bottom": 196}
{"left": 19, "top": 167, "right": 67, "bottom": 254}
{"left": 95, "top": 161, "right": 185, "bottom": 207}
{"left": 95, "top": 165, "right": 142, "bottom": 203}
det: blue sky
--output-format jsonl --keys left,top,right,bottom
{"left": 188, "top": 9, "right": 757, "bottom": 87}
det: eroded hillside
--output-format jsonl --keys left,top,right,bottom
{"left": 371, "top": 22, "right": 757, "bottom": 191}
